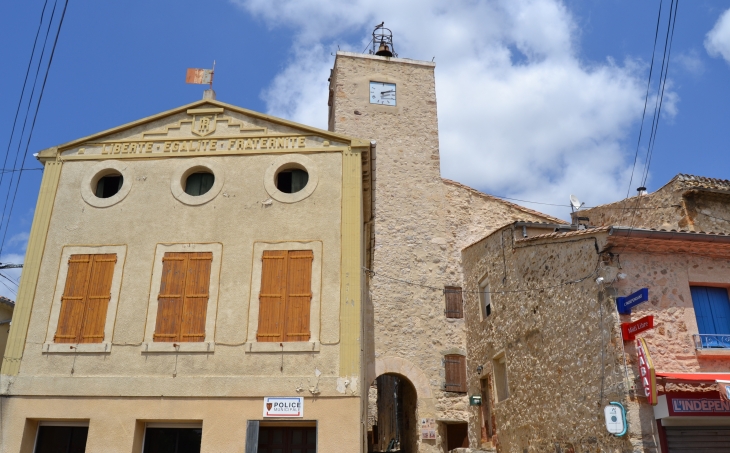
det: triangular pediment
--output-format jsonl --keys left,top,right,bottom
{"left": 39, "top": 99, "right": 366, "bottom": 160}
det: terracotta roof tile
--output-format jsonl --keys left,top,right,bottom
{"left": 515, "top": 226, "right": 612, "bottom": 243}
{"left": 676, "top": 174, "right": 730, "bottom": 191}
{"left": 0, "top": 296, "right": 15, "bottom": 308}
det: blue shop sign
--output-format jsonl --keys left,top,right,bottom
{"left": 616, "top": 288, "right": 649, "bottom": 315}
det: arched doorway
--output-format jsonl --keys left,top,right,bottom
{"left": 367, "top": 373, "right": 418, "bottom": 453}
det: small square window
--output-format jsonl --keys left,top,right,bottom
{"left": 444, "top": 286, "right": 463, "bottom": 318}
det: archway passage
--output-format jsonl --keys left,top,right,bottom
{"left": 368, "top": 374, "right": 418, "bottom": 453}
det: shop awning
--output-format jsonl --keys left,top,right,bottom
{"left": 656, "top": 372, "right": 730, "bottom": 384}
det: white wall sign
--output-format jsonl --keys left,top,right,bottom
{"left": 263, "top": 397, "right": 304, "bottom": 418}
{"left": 604, "top": 402, "right": 627, "bottom": 436}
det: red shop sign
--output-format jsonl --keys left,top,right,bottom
{"left": 636, "top": 338, "right": 657, "bottom": 406}
{"left": 622, "top": 315, "right": 654, "bottom": 341}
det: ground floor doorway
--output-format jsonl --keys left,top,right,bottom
{"left": 367, "top": 374, "right": 418, "bottom": 453}
{"left": 257, "top": 426, "right": 316, "bottom": 453}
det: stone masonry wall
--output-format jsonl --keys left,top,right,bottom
{"left": 331, "top": 52, "right": 559, "bottom": 453}
{"left": 462, "top": 229, "right": 636, "bottom": 453}
{"left": 577, "top": 175, "right": 730, "bottom": 234}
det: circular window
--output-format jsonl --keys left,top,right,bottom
{"left": 275, "top": 168, "right": 309, "bottom": 194}
{"left": 81, "top": 161, "right": 133, "bottom": 208}
{"left": 264, "top": 155, "right": 319, "bottom": 204}
{"left": 185, "top": 171, "right": 215, "bottom": 196}
{"left": 95, "top": 173, "right": 124, "bottom": 198}
{"left": 170, "top": 159, "right": 224, "bottom": 206}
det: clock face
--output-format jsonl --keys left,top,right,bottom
{"left": 369, "top": 81, "right": 396, "bottom": 106}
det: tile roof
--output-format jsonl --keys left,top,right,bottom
{"left": 676, "top": 174, "right": 730, "bottom": 192}
{"left": 515, "top": 226, "right": 612, "bottom": 243}
{"left": 442, "top": 179, "right": 567, "bottom": 224}
{"left": 0, "top": 296, "right": 15, "bottom": 308}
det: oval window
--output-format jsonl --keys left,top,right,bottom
{"left": 95, "top": 173, "right": 124, "bottom": 198}
{"left": 185, "top": 172, "right": 215, "bottom": 196}
{"left": 276, "top": 169, "right": 309, "bottom": 194}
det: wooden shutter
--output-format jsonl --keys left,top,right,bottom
{"left": 55, "top": 254, "right": 116, "bottom": 343}
{"left": 257, "top": 250, "right": 313, "bottom": 342}
{"left": 55, "top": 255, "right": 92, "bottom": 343}
{"left": 79, "top": 254, "right": 116, "bottom": 343}
{"left": 154, "top": 253, "right": 188, "bottom": 342}
{"left": 444, "top": 354, "right": 467, "bottom": 393}
{"left": 180, "top": 252, "right": 212, "bottom": 342}
{"left": 154, "top": 252, "right": 212, "bottom": 342}
{"left": 444, "top": 286, "right": 463, "bottom": 318}
{"left": 284, "top": 250, "right": 313, "bottom": 341}
{"left": 257, "top": 251, "right": 288, "bottom": 342}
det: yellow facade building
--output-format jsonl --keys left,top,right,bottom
{"left": 0, "top": 98, "right": 371, "bottom": 453}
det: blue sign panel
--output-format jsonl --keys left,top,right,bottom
{"left": 616, "top": 288, "right": 649, "bottom": 315}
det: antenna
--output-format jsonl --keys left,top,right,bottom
{"left": 569, "top": 195, "right": 584, "bottom": 212}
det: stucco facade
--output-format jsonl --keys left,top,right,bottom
{"left": 0, "top": 99, "right": 370, "bottom": 452}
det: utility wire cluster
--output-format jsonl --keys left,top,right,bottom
{"left": 0, "top": 0, "right": 69, "bottom": 267}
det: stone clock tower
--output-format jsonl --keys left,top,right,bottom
{"left": 329, "top": 46, "right": 561, "bottom": 452}
{"left": 329, "top": 51, "right": 456, "bottom": 453}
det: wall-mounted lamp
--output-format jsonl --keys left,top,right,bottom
{"left": 476, "top": 365, "right": 483, "bottom": 375}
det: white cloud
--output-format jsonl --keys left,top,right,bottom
{"left": 706, "top": 8, "right": 730, "bottom": 64}
{"left": 231, "top": 0, "right": 676, "bottom": 218}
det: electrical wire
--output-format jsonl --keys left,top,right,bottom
{"left": 0, "top": 0, "right": 69, "bottom": 258}
{"left": 0, "top": 0, "right": 50, "bottom": 206}
{"left": 624, "top": 0, "right": 664, "bottom": 201}
{"left": 363, "top": 254, "right": 601, "bottom": 295}
{"left": 0, "top": 0, "right": 60, "bottom": 244}
{"left": 641, "top": 0, "right": 679, "bottom": 188}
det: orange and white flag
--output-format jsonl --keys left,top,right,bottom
{"left": 185, "top": 68, "right": 214, "bottom": 85}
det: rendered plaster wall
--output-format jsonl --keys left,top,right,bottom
{"left": 461, "top": 230, "right": 638, "bottom": 453}
{"left": 330, "top": 52, "right": 559, "bottom": 453}
{"left": 8, "top": 149, "right": 357, "bottom": 398}
{"left": 0, "top": 396, "right": 359, "bottom": 453}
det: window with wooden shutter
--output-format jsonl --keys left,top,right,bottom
{"left": 444, "top": 354, "right": 467, "bottom": 393}
{"left": 54, "top": 254, "right": 116, "bottom": 344}
{"left": 153, "top": 252, "right": 213, "bottom": 342}
{"left": 257, "top": 250, "right": 313, "bottom": 342}
{"left": 444, "top": 286, "right": 463, "bottom": 318}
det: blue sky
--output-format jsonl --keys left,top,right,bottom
{"left": 1, "top": 0, "right": 730, "bottom": 297}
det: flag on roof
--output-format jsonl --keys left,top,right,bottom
{"left": 186, "top": 68, "right": 214, "bottom": 85}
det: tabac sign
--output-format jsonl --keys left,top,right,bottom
{"left": 636, "top": 338, "right": 657, "bottom": 406}
{"left": 263, "top": 397, "right": 304, "bottom": 418}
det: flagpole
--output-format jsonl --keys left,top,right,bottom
{"left": 211, "top": 60, "right": 216, "bottom": 90}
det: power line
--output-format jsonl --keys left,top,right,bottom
{"left": 0, "top": 0, "right": 50, "bottom": 206}
{"left": 0, "top": 0, "right": 60, "bottom": 241}
{"left": 624, "top": 0, "right": 665, "bottom": 201}
{"left": 0, "top": 0, "right": 69, "bottom": 258}
{"left": 641, "top": 0, "right": 678, "bottom": 188}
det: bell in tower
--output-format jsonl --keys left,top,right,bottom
{"left": 371, "top": 22, "right": 396, "bottom": 57}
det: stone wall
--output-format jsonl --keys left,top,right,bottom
{"left": 462, "top": 223, "right": 730, "bottom": 453}
{"left": 331, "top": 52, "right": 560, "bottom": 452}
{"left": 462, "top": 228, "right": 636, "bottom": 453}
{"left": 576, "top": 174, "right": 730, "bottom": 234}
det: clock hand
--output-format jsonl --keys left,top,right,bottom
{"left": 381, "top": 90, "right": 395, "bottom": 94}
